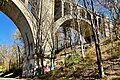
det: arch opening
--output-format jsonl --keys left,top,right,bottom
{"left": 53, "top": 14, "right": 95, "bottom": 52}
{"left": 57, "top": 19, "right": 93, "bottom": 43}
{"left": 0, "top": 0, "right": 35, "bottom": 56}
{"left": 0, "top": 10, "right": 26, "bottom": 76}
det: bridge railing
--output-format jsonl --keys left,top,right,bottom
{"left": 64, "top": 0, "right": 91, "bottom": 20}
{"left": 54, "top": 0, "right": 92, "bottom": 22}
{"left": 54, "top": 0, "right": 102, "bottom": 26}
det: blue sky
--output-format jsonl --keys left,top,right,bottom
{"left": 0, "top": 2, "right": 110, "bottom": 46}
{"left": 0, "top": 11, "right": 17, "bottom": 45}
{"left": 0, "top": 3, "right": 32, "bottom": 46}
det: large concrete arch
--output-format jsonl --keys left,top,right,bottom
{"left": 0, "top": 0, "right": 37, "bottom": 55}
{"left": 53, "top": 14, "right": 93, "bottom": 37}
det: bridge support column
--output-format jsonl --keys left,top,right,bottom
{"left": 70, "top": 3, "right": 73, "bottom": 15}
{"left": 62, "top": 0, "right": 64, "bottom": 17}
{"left": 96, "top": 16, "right": 99, "bottom": 27}
{"left": 91, "top": 14, "right": 94, "bottom": 26}
{"left": 96, "top": 16, "right": 101, "bottom": 38}
{"left": 25, "top": 0, "right": 28, "bottom": 8}
{"left": 77, "top": 6, "right": 80, "bottom": 17}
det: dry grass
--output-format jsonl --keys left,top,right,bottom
{"left": 35, "top": 37, "right": 120, "bottom": 80}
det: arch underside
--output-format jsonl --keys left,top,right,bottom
{"left": 61, "top": 19, "right": 93, "bottom": 37}
{"left": 0, "top": 0, "right": 35, "bottom": 55}
{"left": 54, "top": 15, "right": 93, "bottom": 38}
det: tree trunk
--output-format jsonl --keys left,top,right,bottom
{"left": 81, "top": 43, "right": 85, "bottom": 59}
{"left": 63, "top": 27, "right": 67, "bottom": 67}
{"left": 83, "top": 0, "right": 104, "bottom": 78}
{"left": 90, "top": 0, "right": 104, "bottom": 77}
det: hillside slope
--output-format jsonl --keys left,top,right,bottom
{"left": 35, "top": 37, "right": 120, "bottom": 80}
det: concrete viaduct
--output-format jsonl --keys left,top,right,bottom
{"left": 0, "top": 0, "right": 106, "bottom": 75}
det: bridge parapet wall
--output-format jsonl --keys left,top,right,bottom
{"left": 55, "top": 0, "right": 102, "bottom": 27}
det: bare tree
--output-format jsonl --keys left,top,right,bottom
{"left": 82, "top": 0, "right": 104, "bottom": 78}
{"left": 95, "top": 0, "right": 120, "bottom": 40}
{"left": 30, "top": 0, "right": 56, "bottom": 74}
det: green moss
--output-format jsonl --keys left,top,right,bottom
{"left": 65, "top": 52, "right": 81, "bottom": 66}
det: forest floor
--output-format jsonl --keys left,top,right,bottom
{"left": 32, "top": 37, "right": 120, "bottom": 80}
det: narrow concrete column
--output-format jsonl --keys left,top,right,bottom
{"left": 77, "top": 6, "right": 80, "bottom": 18}
{"left": 25, "top": 0, "right": 29, "bottom": 8}
{"left": 70, "top": 3, "right": 73, "bottom": 15}
{"left": 96, "top": 16, "right": 99, "bottom": 27}
{"left": 96, "top": 16, "right": 101, "bottom": 38}
{"left": 91, "top": 14, "right": 95, "bottom": 28}
{"left": 62, "top": 0, "right": 64, "bottom": 17}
